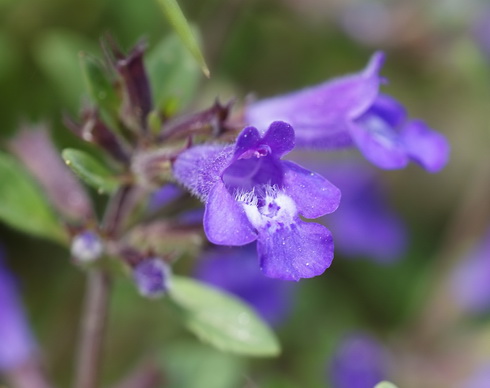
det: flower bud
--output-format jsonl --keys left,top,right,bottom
{"left": 133, "top": 258, "right": 170, "bottom": 298}
{"left": 70, "top": 231, "right": 104, "bottom": 263}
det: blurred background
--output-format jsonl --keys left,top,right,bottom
{"left": 1, "top": 0, "right": 490, "bottom": 387}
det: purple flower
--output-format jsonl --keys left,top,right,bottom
{"left": 462, "top": 363, "right": 490, "bottom": 388}
{"left": 451, "top": 229, "right": 490, "bottom": 313}
{"left": 473, "top": 6, "right": 490, "bottom": 61}
{"left": 173, "top": 121, "right": 341, "bottom": 281}
{"left": 245, "top": 52, "right": 449, "bottom": 172}
{"left": 133, "top": 258, "right": 171, "bottom": 298}
{"left": 329, "top": 333, "right": 390, "bottom": 388}
{"left": 194, "top": 245, "right": 293, "bottom": 325}
{"left": 0, "top": 255, "right": 36, "bottom": 372}
{"left": 319, "top": 161, "right": 407, "bottom": 263}
{"left": 147, "top": 184, "right": 182, "bottom": 213}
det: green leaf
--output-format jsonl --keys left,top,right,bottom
{"left": 0, "top": 152, "right": 67, "bottom": 243}
{"left": 162, "top": 341, "right": 245, "bottom": 388}
{"left": 154, "top": 0, "right": 209, "bottom": 77}
{"left": 169, "top": 276, "right": 280, "bottom": 357}
{"left": 62, "top": 149, "right": 119, "bottom": 194}
{"left": 34, "top": 30, "right": 97, "bottom": 108}
{"left": 146, "top": 32, "right": 201, "bottom": 112}
{"left": 375, "top": 382, "right": 399, "bottom": 388}
{"left": 79, "top": 52, "right": 120, "bottom": 115}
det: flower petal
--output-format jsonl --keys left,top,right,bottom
{"left": 282, "top": 160, "right": 341, "bottom": 218}
{"left": 204, "top": 181, "right": 257, "bottom": 245}
{"left": 349, "top": 119, "right": 409, "bottom": 170}
{"left": 234, "top": 126, "right": 262, "bottom": 159}
{"left": 368, "top": 94, "right": 407, "bottom": 127}
{"left": 262, "top": 121, "right": 295, "bottom": 157}
{"left": 400, "top": 119, "right": 450, "bottom": 173}
{"left": 257, "top": 221, "right": 334, "bottom": 281}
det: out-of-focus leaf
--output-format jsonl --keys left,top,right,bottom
{"left": 162, "top": 341, "right": 244, "bottom": 388}
{"left": 80, "top": 52, "right": 120, "bottom": 115}
{"left": 0, "top": 33, "right": 18, "bottom": 80}
{"left": 262, "top": 376, "right": 298, "bottom": 388}
{"left": 154, "top": 0, "right": 209, "bottom": 77}
{"left": 169, "top": 276, "right": 281, "bottom": 357}
{"left": 62, "top": 149, "right": 119, "bottom": 194}
{"left": 34, "top": 30, "right": 96, "bottom": 108}
{"left": 375, "top": 382, "right": 398, "bottom": 388}
{"left": 0, "top": 152, "right": 67, "bottom": 243}
{"left": 146, "top": 32, "right": 201, "bottom": 112}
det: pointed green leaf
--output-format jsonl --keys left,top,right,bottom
{"left": 62, "top": 149, "right": 119, "bottom": 194}
{"left": 79, "top": 52, "right": 120, "bottom": 115}
{"left": 0, "top": 152, "right": 67, "bottom": 243}
{"left": 154, "top": 0, "right": 209, "bottom": 77}
{"left": 169, "top": 276, "right": 280, "bottom": 357}
{"left": 375, "top": 382, "right": 399, "bottom": 388}
{"left": 146, "top": 32, "right": 201, "bottom": 113}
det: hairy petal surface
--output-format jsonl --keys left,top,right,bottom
{"left": 173, "top": 144, "right": 233, "bottom": 201}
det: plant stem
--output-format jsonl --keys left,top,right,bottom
{"left": 73, "top": 269, "right": 111, "bottom": 388}
{"left": 73, "top": 184, "right": 137, "bottom": 388}
{"left": 73, "top": 184, "right": 138, "bottom": 388}
{"left": 111, "top": 359, "right": 163, "bottom": 388}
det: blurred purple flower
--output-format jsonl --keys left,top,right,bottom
{"left": 173, "top": 121, "right": 341, "bottom": 281}
{"left": 320, "top": 161, "right": 407, "bottom": 263}
{"left": 194, "top": 245, "right": 293, "bottom": 325}
{"left": 451, "top": 229, "right": 490, "bottom": 313}
{"left": 0, "top": 254, "right": 36, "bottom": 372}
{"left": 462, "top": 363, "right": 490, "bottom": 388}
{"left": 133, "top": 258, "right": 171, "bottom": 298}
{"left": 147, "top": 184, "right": 182, "bottom": 213}
{"left": 245, "top": 53, "right": 449, "bottom": 172}
{"left": 330, "top": 333, "right": 390, "bottom": 388}
{"left": 473, "top": 6, "right": 490, "bottom": 60}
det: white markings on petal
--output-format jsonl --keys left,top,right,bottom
{"left": 235, "top": 184, "right": 297, "bottom": 233}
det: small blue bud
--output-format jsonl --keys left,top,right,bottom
{"left": 70, "top": 231, "right": 104, "bottom": 262}
{"left": 133, "top": 258, "right": 170, "bottom": 298}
